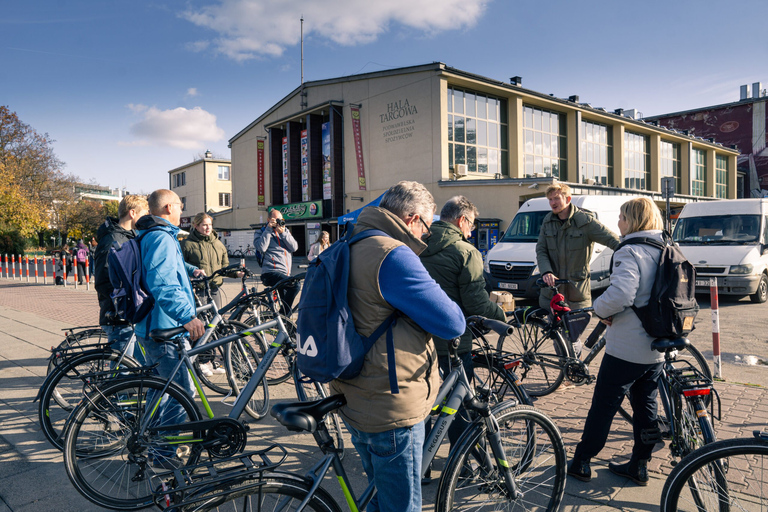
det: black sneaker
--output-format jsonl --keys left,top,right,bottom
{"left": 567, "top": 457, "right": 592, "bottom": 482}
{"left": 609, "top": 459, "right": 649, "bottom": 486}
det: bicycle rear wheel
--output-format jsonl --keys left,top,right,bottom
{"left": 64, "top": 376, "right": 203, "bottom": 510}
{"left": 497, "top": 317, "right": 569, "bottom": 397}
{"left": 659, "top": 437, "right": 768, "bottom": 512}
{"left": 243, "top": 311, "right": 295, "bottom": 385}
{"left": 39, "top": 349, "right": 139, "bottom": 451}
{"left": 293, "top": 365, "right": 345, "bottom": 459}
{"left": 471, "top": 349, "right": 533, "bottom": 406}
{"left": 436, "top": 405, "right": 566, "bottom": 512}
{"left": 193, "top": 334, "right": 231, "bottom": 395}
{"left": 224, "top": 323, "right": 270, "bottom": 420}
{"left": 180, "top": 474, "right": 342, "bottom": 512}
{"left": 46, "top": 328, "right": 107, "bottom": 376}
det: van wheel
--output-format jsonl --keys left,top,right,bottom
{"left": 750, "top": 274, "right": 768, "bottom": 303}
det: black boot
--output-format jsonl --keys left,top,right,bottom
{"left": 609, "top": 458, "right": 649, "bottom": 486}
{"left": 567, "top": 457, "right": 592, "bottom": 482}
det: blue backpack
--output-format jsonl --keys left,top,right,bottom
{"left": 107, "top": 229, "right": 161, "bottom": 324}
{"left": 296, "top": 229, "right": 400, "bottom": 393}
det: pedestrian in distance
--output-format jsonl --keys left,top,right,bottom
{"left": 329, "top": 181, "right": 466, "bottom": 512}
{"left": 307, "top": 230, "right": 330, "bottom": 262}
{"left": 74, "top": 240, "right": 89, "bottom": 284}
{"left": 254, "top": 209, "right": 299, "bottom": 315}
{"left": 568, "top": 197, "right": 667, "bottom": 486}
{"left": 88, "top": 237, "right": 97, "bottom": 276}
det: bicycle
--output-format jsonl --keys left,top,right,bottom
{"left": 230, "top": 246, "right": 245, "bottom": 259}
{"left": 660, "top": 429, "right": 768, "bottom": 511}
{"left": 499, "top": 278, "right": 712, "bottom": 403}
{"left": 243, "top": 244, "right": 256, "bottom": 258}
{"left": 155, "top": 315, "right": 567, "bottom": 512}
{"left": 62, "top": 274, "right": 343, "bottom": 510}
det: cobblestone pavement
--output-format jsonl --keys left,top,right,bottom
{"left": 1, "top": 277, "right": 767, "bottom": 511}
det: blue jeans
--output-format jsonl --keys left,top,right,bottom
{"left": 102, "top": 324, "right": 144, "bottom": 365}
{"left": 345, "top": 421, "right": 424, "bottom": 512}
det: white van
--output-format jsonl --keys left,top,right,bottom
{"left": 672, "top": 198, "right": 768, "bottom": 303}
{"left": 483, "top": 195, "right": 634, "bottom": 299}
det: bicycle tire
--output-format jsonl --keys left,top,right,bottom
{"left": 436, "top": 404, "right": 566, "bottom": 512}
{"left": 675, "top": 393, "right": 717, "bottom": 457}
{"left": 39, "top": 348, "right": 140, "bottom": 451}
{"left": 224, "top": 324, "right": 270, "bottom": 420}
{"left": 46, "top": 328, "right": 108, "bottom": 376}
{"left": 471, "top": 349, "right": 534, "bottom": 406}
{"left": 242, "top": 311, "right": 296, "bottom": 385}
{"left": 659, "top": 436, "right": 768, "bottom": 512}
{"left": 231, "top": 250, "right": 244, "bottom": 258}
{"left": 497, "top": 317, "right": 570, "bottom": 397}
{"left": 64, "top": 376, "right": 204, "bottom": 510}
{"left": 618, "top": 342, "right": 713, "bottom": 425}
{"left": 180, "top": 474, "right": 342, "bottom": 512}
{"left": 193, "top": 336, "right": 231, "bottom": 396}
{"left": 293, "top": 364, "right": 345, "bottom": 460}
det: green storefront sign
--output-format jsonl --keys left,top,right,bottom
{"left": 269, "top": 200, "right": 323, "bottom": 220}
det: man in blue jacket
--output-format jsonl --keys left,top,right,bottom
{"left": 134, "top": 189, "right": 205, "bottom": 467}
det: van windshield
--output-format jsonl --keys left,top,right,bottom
{"left": 673, "top": 214, "right": 761, "bottom": 245}
{"left": 500, "top": 210, "right": 550, "bottom": 243}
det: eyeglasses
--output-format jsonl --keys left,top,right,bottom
{"left": 463, "top": 216, "right": 477, "bottom": 230}
{"left": 418, "top": 216, "right": 432, "bottom": 238}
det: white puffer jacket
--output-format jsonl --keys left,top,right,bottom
{"left": 593, "top": 230, "right": 665, "bottom": 365}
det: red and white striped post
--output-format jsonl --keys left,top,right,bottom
{"left": 61, "top": 254, "right": 67, "bottom": 287}
{"left": 51, "top": 256, "right": 56, "bottom": 284}
{"left": 710, "top": 277, "right": 722, "bottom": 379}
{"left": 25, "top": 255, "right": 30, "bottom": 282}
{"left": 34, "top": 255, "right": 38, "bottom": 283}
{"left": 73, "top": 258, "right": 78, "bottom": 289}
{"left": 85, "top": 256, "right": 91, "bottom": 290}
{"left": 11, "top": 255, "right": 16, "bottom": 280}
{"left": 41, "top": 256, "right": 46, "bottom": 284}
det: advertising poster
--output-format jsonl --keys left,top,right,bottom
{"left": 351, "top": 107, "right": 367, "bottom": 190}
{"left": 322, "top": 122, "right": 332, "bottom": 199}
{"left": 300, "top": 129, "right": 309, "bottom": 202}
{"left": 257, "top": 140, "right": 265, "bottom": 206}
{"left": 282, "top": 137, "right": 289, "bottom": 204}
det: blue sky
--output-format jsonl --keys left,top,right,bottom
{"left": 3, "top": 0, "right": 766, "bottom": 194}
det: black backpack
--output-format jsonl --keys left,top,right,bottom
{"left": 611, "top": 233, "right": 699, "bottom": 338}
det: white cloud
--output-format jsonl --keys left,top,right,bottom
{"left": 186, "top": 87, "right": 200, "bottom": 97}
{"left": 180, "top": 0, "right": 488, "bottom": 61}
{"left": 125, "top": 106, "right": 225, "bottom": 150}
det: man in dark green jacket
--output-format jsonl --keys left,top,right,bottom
{"left": 421, "top": 195, "right": 505, "bottom": 465}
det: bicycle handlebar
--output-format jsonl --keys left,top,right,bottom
{"left": 467, "top": 315, "right": 515, "bottom": 337}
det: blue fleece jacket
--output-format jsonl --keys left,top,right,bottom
{"left": 134, "top": 216, "right": 198, "bottom": 339}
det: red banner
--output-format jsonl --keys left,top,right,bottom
{"left": 351, "top": 107, "right": 366, "bottom": 190}
{"left": 257, "top": 140, "right": 265, "bottom": 206}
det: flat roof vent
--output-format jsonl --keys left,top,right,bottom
{"left": 510, "top": 76, "right": 522, "bottom": 86}
{"left": 753, "top": 82, "right": 763, "bottom": 98}
{"left": 568, "top": 95, "right": 579, "bottom": 103}
{"left": 741, "top": 84, "right": 749, "bottom": 100}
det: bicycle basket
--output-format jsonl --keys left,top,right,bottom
{"left": 563, "top": 311, "right": 591, "bottom": 344}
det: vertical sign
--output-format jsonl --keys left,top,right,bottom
{"left": 282, "top": 137, "right": 289, "bottom": 204}
{"left": 322, "top": 122, "right": 332, "bottom": 199}
{"left": 300, "top": 129, "right": 309, "bottom": 201}
{"left": 351, "top": 106, "right": 367, "bottom": 190}
{"left": 257, "top": 140, "right": 265, "bottom": 206}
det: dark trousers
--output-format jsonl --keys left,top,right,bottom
{"left": 425, "top": 351, "right": 475, "bottom": 449}
{"left": 573, "top": 353, "right": 663, "bottom": 462}
{"left": 261, "top": 272, "right": 300, "bottom": 315}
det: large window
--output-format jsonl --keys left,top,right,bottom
{"left": 180, "top": 196, "right": 187, "bottom": 211}
{"left": 218, "top": 165, "right": 230, "bottom": 180}
{"left": 660, "top": 140, "right": 681, "bottom": 193}
{"left": 692, "top": 149, "right": 706, "bottom": 196}
{"left": 172, "top": 171, "right": 186, "bottom": 188}
{"left": 447, "top": 86, "right": 508, "bottom": 175}
{"left": 624, "top": 131, "right": 649, "bottom": 190}
{"left": 523, "top": 106, "right": 566, "bottom": 178}
{"left": 580, "top": 121, "right": 612, "bottom": 185}
{"left": 716, "top": 155, "right": 728, "bottom": 198}
{"left": 219, "top": 192, "right": 231, "bottom": 207}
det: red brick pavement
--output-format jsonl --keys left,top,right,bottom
{"left": 0, "top": 280, "right": 99, "bottom": 326}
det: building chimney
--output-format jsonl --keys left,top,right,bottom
{"left": 510, "top": 76, "right": 522, "bottom": 86}
{"left": 204, "top": 150, "right": 213, "bottom": 159}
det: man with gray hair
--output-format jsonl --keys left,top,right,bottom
{"left": 330, "top": 181, "right": 465, "bottom": 512}
{"left": 420, "top": 195, "right": 505, "bottom": 466}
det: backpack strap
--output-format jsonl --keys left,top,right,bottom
{"left": 609, "top": 237, "right": 665, "bottom": 273}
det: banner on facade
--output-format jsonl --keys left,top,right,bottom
{"left": 257, "top": 140, "right": 265, "bottom": 206}
{"left": 322, "top": 122, "right": 332, "bottom": 199}
{"left": 301, "top": 129, "right": 309, "bottom": 202}
{"left": 269, "top": 200, "right": 323, "bottom": 220}
{"left": 282, "top": 137, "right": 289, "bottom": 204}
{"left": 351, "top": 107, "right": 367, "bottom": 190}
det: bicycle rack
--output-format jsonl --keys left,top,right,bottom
{"left": 667, "top": 363, "right": 722, "bottom": 423}
{"left": 152, "top": 443, "right": 288, "bottom": 510}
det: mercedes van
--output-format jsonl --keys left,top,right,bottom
{"left": 672, "top": 198, "right": 768, "bottom": 303}
{"left": 483, "top": 195, "right": 635, "bottom": 299}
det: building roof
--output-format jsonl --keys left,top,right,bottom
{"left": 168, "top": 156, "right": 231, "bottom": 174}
{"left": 646, "top": 96, "right": 768, "bottom": 121}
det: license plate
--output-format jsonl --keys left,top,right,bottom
{"left": 499, "top": 282, "right": 518, "bottom": 290}
{"left": 695, "top": 279, "right": 713, "bottom": 287}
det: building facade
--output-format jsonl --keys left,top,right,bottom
{"left": 646, "top": 82, "right": 767, "bottom": 198}
{"left": 168, "top": 151, "right": 232, "bottom": 230}
{"left": 218, "top": 63, "right": 739, "bottom": 255}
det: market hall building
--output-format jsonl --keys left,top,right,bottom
{"left": 213, "top": 62, "right": 739, "bottom": 256}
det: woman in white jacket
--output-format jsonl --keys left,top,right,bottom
{"left": 568, "top": 197, "right": 665, "bottom": 486}
{"left": 307, "top": 231, "right": 330, "bottom": 262}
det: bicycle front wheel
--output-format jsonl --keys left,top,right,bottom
{"left": 472, "top": 349, "right": 534, "bottom": 406}
{"left": 224, "top": 322, "right": 270, "bottom": 420}
{"left": 497, "top": 318, "right": 569, "bottom": 397}
{"left": 436, "top": 405, "right": 566, "bottom": 512}
{"left": 660, "top": 436, "right": 768, "bottom": 512}
{"left": 64, "top": 376, "right": 203, "bottom": 510}
{"left": 293, "top": 365, "right": 345, "bottom": 459}
{"left": 180, "top": 474, "right": 342, "bottom": 512}
{"left": 243, "top": 311, "right": 296, "bottom": 385}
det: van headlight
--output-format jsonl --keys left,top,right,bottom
{"left": 483, "top": 257, "right": 490, "bottom": 273}
{"left": 729, "top": 264, "right": 754, "bottom": 274}
{"left": 531, "top": 265, "right": 539, "bottom": 276}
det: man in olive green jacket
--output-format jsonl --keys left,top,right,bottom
{"left": 536, "top": 183, "right": 620, "bottom": 311}
{"left": 421, "top": 196, "right": 505, "bottom": 459}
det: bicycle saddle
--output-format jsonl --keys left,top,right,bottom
{"left": 150, "top": 326, "right": 187, "bottom": 342}
{"left": 271, "top": 394, "right": 347, "bottom": 433}
{"left": 651, "top": 337, "right": 690, "bottom": 352}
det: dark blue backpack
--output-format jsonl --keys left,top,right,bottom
{"left": 107, "top": 229, "right": 161, "bottom": 324}
{"left": 296, "top": 229, "right": 400, "bottom": 393}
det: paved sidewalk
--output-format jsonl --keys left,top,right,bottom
{"left": 0, "top": 278, "right": 767, "bottom": 511}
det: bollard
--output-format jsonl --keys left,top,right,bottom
{"left": 34, "top": 255, "right": 38, "bottom": 283}
{"left": 73, "top": 258, "right": 78, "bottom": 289}
{"left": 25, "top": 255, "right": 30, "bottom": 283}
{"left": 710, "top": 277, "right": 722, "bottom": 380}
{"left": 62, "top": 254, "right": 67, "bottom": 287}
{"left": 85, "top": 256, "right": 90, "bottom": 290}
{"left": 12, "top": 254, "right": 16, "bottom": 280}
{"left": 41, "top": 256, "right": 46, "bottom": 285}
{"left": 51, "top": 256, "right": 56, "bottom": 284}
